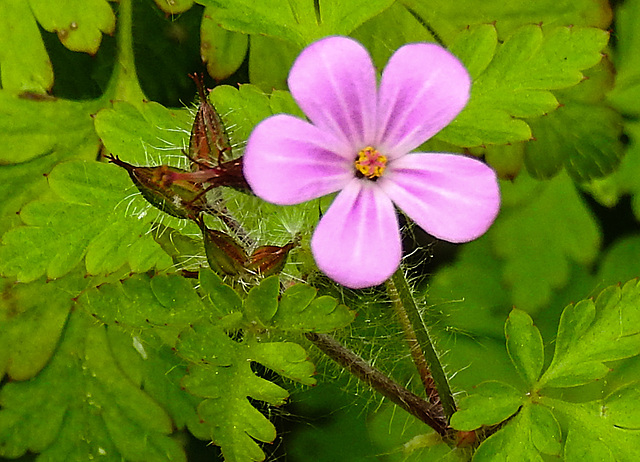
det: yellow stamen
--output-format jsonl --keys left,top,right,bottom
{"left": 355, "top": 146, "right": 387, "bottom": 179}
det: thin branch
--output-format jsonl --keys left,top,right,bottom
{"left": 305, "top": 332, "right": 450, "bottom": 437}
{"left": 388, "top": 268, "right": 457, "bottom": 419}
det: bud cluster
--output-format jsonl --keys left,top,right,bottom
{"left": 108, "top": 74, "right": 296, "bottom": 280}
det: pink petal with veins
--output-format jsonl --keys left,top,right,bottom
{"left": 243, "top": 114, "right": 352, "bottom": 205}
{"left": 376, "top": 43, "right": 471, "bottom": 158}
{"left": 288, "top": 36, "right": 378, "bottom": 151}
{"left": 311, "top": 179, "right": 402, "bottom": 288}
{"left": 382, "top": 153, "right": 500, "bottom": 242}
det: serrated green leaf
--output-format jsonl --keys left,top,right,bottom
{"left": 491, "top": 172, "right": 601, "bottom": 313}
{"left": 28, "top": 0, "right": 115, "bottom": 54}
{"left": 439, "top": 25, "right": 609, "bottom": 147}
{"left": 0, "top": 0, "right": 53, "bottom": 92}
{"left": 539, "top": 280, "right": 640, "bottom": 389}
{"left": 525, "top": 102, "right": 623, "bottom": 181}
{"left": 525, "top": 60, "right": 623, "bottom": 181}
{"left": 399, "top": 0, "right": 612, "bottom": 43}
{"left": 269, "top": 89, "right": 305, "bottom": 118}
{"left": 450, "top": 381, "right": 523, "bottom": 431}
{"left": 0, "top": 161, "right": 175, "bottom": 282}
{"left": 79, "top": 273, "right": 210, "bottom": 343}
{"left": 201, "top": 7, "right": 248, "bottom": 81}
{"left": 505, "top": 309, "right": 544, "bottom": 386}
{"left": 249, "top": 341, "right": 316, "bottom": 385}
{"left": 244, "top": 275, "right": 280, "bottom": 324}
{"left": 0, "top": 309, "right": 185, "bottom": 461}
{"left": 271, "top": 283, "right": 355, "bottom": 333}
{"left": 179, "top": 322, "right": 315, "bottom": 462}
{"left": 198, "top": 0, "right": 394, "bottom": 47}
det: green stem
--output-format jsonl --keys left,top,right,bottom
{"left": 387, "top": 267, "right": 456, "bottom": 420}
{"left": 102, "top": 0, "right": 146, "bottom": 106}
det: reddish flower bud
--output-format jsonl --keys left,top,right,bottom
{"left": 107, "top": 155, "right": 206, "bottom": 219}
{"left": 188, "top": 73, "right": 232, "bottom": 169}
{"left": 198, "top": 218, "right": 248, "bottom": 276}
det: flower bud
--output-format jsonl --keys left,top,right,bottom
{"left": 107, "top": 155, "right": 206, "bottom": 219}
{"left": 198, "top": 218, "right": 248, "bottom": 276}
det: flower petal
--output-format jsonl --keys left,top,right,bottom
{"left": 288, "top": 36, "right": 377, "bottom": 151}
{"left": 376, "top": 44, "right": 471, "bottom": 157}
{"left": 243, "top": 114, "right": 353, "bottom": 205}
{"left": 311, "top": 179, "right": 401, "bottom": 289}
{"left": 382, "top": 154, "right": 500, "bottom": 243}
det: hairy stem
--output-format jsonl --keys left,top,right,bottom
{"left": 305, "top": 333, "right": 449, "bottom": 437}
{"left": 387, "top": 268, "right": 457, "bottom": 420}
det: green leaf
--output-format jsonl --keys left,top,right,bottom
{"left": 0, "top": 309, "right": 185, "bottom": 461}
{"left": 585, "top": 120, "right": 640, "bottom": 219}
{"left": 201, "top": 7, "right": 248, "bottom": 81}
{"left": 0, "top": 271, "right": 94, "bottom": 381}
{"left": 198, "top": 0, "right": 394, "bottom": 47}
{"left": 438, "top": 25, "right": 609, "bottom": 147}
{"left": 28, "top": 0, "right": 115, "bottom": 54}
{"left": 490, "top": 172, "right": 601, "bottom": 313}
{"left": 153, "top": 0, "right": 194, "bottom": 14}
{"left": 598, "top": 235, "right": 640, "bottom": 288}
{"left": 538, "top": 280, "right": 640, "bottom": 389}
{"left": 541, "top": 389, "right": 640, "bottom": 461}
{"left": 198, "top": 269, "right": 244, "bottom": 320}
{"left": 472, "top": 403, "right": 561, "bottom": 461}
{"left": 0, "top": 92, "right": 102, "bottom": 165}
{"left": 94, "top": 100, "right": 194, "bottom": 166}
{"left": 209, "top": 84, "right": 273, "bottom": 147}
{"left": 607, "top": 0, "right": 640, "bottom": 116}
{"left": 450, "top": 381, "right": 523, "bottom": 431}
{"left": 525, "top": 61, "right": 624, "bottom": 181}
{"left": 505, "top": 309, "right": 544, "bottom": 387}
{"left": 0, "top": 0, "right": 53, "bottom": 92}
{"left": 0, "top": 161, "right": 174, "bottom": 282}
{"left": 525, "top": 102, "right": 623, "bottom": 181}
{"left": 399, "top": 0, "right": 612, "bottom": 43}
{"left": 178, "top": 322, "right": 315, "bottom": 462}
{"left": 244, "top": 275, "right": 280, "bottom": 324}
{"left": 427, "top": 238, "right": 511, "bottom": 339}
{"left": 248, "top": 35, "right": 299, "bottom": 91}
{"left": 79, "top": 273, "right": 210, "bottom": 345}
{"left": 351, "top": 2, "right": 436, "bottom": 69}
{"left": 271, "top": 283, "right": 355, "bottom": 333}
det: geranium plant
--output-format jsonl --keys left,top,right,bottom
{"left": 1, "top": 1, "right": 639, "bottom": 461}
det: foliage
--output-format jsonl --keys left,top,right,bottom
{"left": 0, "top": 0, "right": 638, "bottom": 461}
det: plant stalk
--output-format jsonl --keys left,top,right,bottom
{"left": 387, "top": 268, "right": 457, "bottom": 419}
{"left": 305, "top": 333, "right": 449, "bottom": 437}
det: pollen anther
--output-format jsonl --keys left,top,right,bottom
{"left": 355, "top": 146, "right": 387, "bottom": 179}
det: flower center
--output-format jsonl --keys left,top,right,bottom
{"left": 354, "top": 146, "right": 387, "bottom": 180}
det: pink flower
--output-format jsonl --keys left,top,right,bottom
{"left": 243, "top": 36, "right": 500, "bottom": 289}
